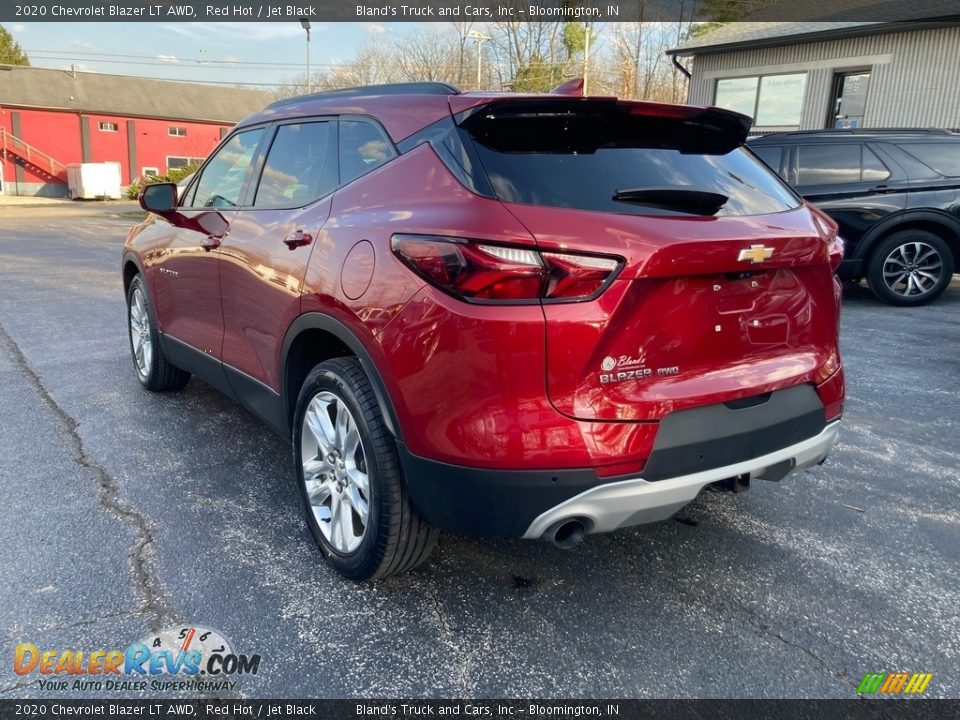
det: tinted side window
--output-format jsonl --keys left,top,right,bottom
{"left": 898, "top": 142, "right": 960, "bottom": 177}
{"left": 797, "top": 144, "right": 862, "bottom": 186}
{"left": 861, "top": 145, "right": 890, "bottom": 182}
{"left": 254, "top": 122, "right": 337, "bottom": 208}
{"left": 190, "top": 128, "right": 264, "bottom": 208}
{"left": 339, "top": 119, "right": 396, "bottom": 185}
{"left": 752, "top": 145, "right": 784, "bottom": 177}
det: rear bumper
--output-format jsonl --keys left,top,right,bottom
{"left": 397, "top": 382, "right": 842, "bottom": 537}
{"left": 399, "top": 402, "right": 840, "bottom": 540}
{"left": 522, "top": 420, "right": 840, "bottom": 539}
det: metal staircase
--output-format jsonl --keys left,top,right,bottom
{"left": 0, "top": 127, "right": 68, "bottom": 182}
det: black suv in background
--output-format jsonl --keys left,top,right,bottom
{"left": 748, "top": 129, "right": 959, "bottom": 305}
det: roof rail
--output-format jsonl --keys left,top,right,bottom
{"left": 268, "top": 82, "right": 461, "bottom": 108}
{"left": 756, "top": 127, "right": 956, "bottom": 139}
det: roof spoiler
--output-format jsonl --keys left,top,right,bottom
{"left": 458, "top": 98, "right": 753, "bottom": 154}
{"left": 550, "top": 78, "right": 584, "bottom": 96}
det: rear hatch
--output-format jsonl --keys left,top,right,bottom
{"left": 457, "top": 98, "right": 839, "bottom": 421}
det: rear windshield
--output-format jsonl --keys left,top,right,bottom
{"left": 461, "top": 103, "right": 800, "bottom": 217}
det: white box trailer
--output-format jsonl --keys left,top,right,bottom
{"left": 66, "top": 162, "right": 123, "bottom": 200}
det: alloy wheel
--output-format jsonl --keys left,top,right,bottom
{"left": 881, "top": 241, "right": 944, "bottom": 299}
{"left": 300, "top": 391, "right": 370, "bottom": 554}
{"left": 129, "top": 288, "right": 153, "bottom": 378}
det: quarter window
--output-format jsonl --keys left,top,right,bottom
{"left": 188, "top": 129, "right": 264, "bottom": 209}
{"left": 339, "top": 119, "right": 396, "bottom": 186}
{"left": 254, "top": 122, "right": 337, "bottom": 208}
{"left": 861, "top": 146, "right": 890, "bottom": 182}
{"left": 898, "top": 143, "right": 960, "bottom": 177}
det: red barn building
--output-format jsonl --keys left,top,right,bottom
{"left": 0, "top": 64, "right": 270, "bottom": 196}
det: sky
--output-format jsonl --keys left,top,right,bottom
{"left": 7, "top": 22, "right": 432, "bottom": 87}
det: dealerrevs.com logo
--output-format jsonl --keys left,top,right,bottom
{"left": 13, "top": 625, "right": 261, "bottom": 693}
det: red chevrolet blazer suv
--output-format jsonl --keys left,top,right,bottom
{"left": 123, "top": 83, "right": 845, "bottom": 581}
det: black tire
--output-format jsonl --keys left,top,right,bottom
{"left": 866, "top": 230, "right": 955, "bottom": 306}
{"left": 126, "top": 274, "right": 190, "bottom": 392}
{"left": 293, "top": 357, "right": 438, "bottom": 581}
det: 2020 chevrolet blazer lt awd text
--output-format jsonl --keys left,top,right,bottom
{"left": 123, "top": 83, "right": 845, "bottom": 581}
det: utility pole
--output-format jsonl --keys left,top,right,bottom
{"left": 583, "top": 22, "right": 591, "bottom": 95}
{"left": 299, "top": 18, "right": 312, "bottom": 93}
{"left": 467, "top": 30, "right": 492, "bottom": 90}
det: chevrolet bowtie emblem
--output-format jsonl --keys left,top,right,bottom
{"left": 738, "top": 244, "right": 775, "bottom": 264}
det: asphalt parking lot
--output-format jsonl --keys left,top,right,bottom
{"left": 1, "top": 202, "right": 958, "bottom": 699}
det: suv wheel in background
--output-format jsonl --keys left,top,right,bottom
{"left": 867, "top": 230, "right": 955, "bottom": 306}
{"left": 126, "top": 275, "right": 190, "bottom": 391}
{"left": 294, "top": 358, "right": 438, "bottom": 581}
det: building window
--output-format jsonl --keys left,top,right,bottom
{"left": 141, "top": 167, "right": 160, "bottom": 178}
{"left": 166, "top": 156, "right": 205, "bottom": 171}
{"left": 715, "top": 77, "right": 758, "bottom": 118}
{"left": 168, "top": 126, "right": 187, "bottom": 137}
{"left": 715, "top": 73, "right": 807, "bottom": 128}
{"left": 98, "top": 121, "right": 119, "bottom": 132}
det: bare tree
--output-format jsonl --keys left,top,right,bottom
{"left": 449, "top": 21, "right": 475, "bottom": 88}
{"left": 487, "top": 20, "right": 563, "bottom": 89}
{"left": 391, "top": 29, "right": 461, "bottom": 84}
{"left": 603, "top": 22, "right": 678, "bottom": 101}
{"left": 272, "top": 19, "right": 692, "bottom": 103}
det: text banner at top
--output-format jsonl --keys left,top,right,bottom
{"left": 4, "top": 0, "right": 960, "bottom": 23}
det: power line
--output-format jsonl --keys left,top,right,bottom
{"left": 26, "top": 48, "right": 345, "bottom": 69}
{"left": 17, "top": 64, "right": 288, "bottom": 87}
{"left": 30, "top": 54, "right": 289, "bottom": 71}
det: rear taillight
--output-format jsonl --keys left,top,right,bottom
{"left": 391, "top": 235, "right": 621, "bottom": 303}
{"left": 809, "top": 205, "right": 844, "bottom": 271}
{"left": 828, "top": 235, "right": 845, "bottom": 272}
{"left": 541, "top": 252, "right": 619, "bottom": 300}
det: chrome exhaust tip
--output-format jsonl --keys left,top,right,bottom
{"left": 543, "top": 518, "right": 587, "bottom": 550}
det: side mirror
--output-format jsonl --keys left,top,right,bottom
{"left": 139, "top": 183, "right": 178, "bottom": 215}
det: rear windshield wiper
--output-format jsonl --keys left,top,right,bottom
{"left": 612, "top": 186, "right": 729, "bottom": 215}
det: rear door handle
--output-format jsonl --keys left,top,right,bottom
{"left": 871, "top": 184, "right": 897, "bottom": 193}
{"left": 200, "top": 235, "right": 221, "bottom": 251}
{"left": 283, "top": 229, "right": 313, "bottom": 249}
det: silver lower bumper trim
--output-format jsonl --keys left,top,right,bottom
{"left": 522, "top": 421, "right": 841, "bottom": 539}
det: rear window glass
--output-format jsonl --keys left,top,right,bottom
{"left": 462, "top": 104, "right": 799, "bottom": 217}
{"left": 898, "top": 142, "right": 960, "bottom": 177}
